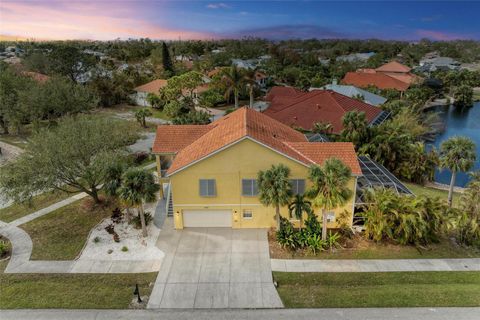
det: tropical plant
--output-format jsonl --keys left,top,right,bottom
{"left": 326, "top": 231, "right": 341, "bottom": 251}
{"left": 221, "top": 65, "right": 244, "bottom": 108}
{"left": 288, "top": 194, "right": 312, "bottom": 227}
{"left": 312, "top": 121, "right": 333, "bottom": 135}
{"left": 339, "top": 111, "right": 370, "bottom": 149}
{"left": 276, "top": 216, "right": 297, "bottom": 250}
{"left": 258, "top": 164, "right": 292, "bottom": 230}
{"left": 134, "top": 108, "right": 152, "bottom": 128}
{"left": 439, "top": 136, "right": 477, "bottom": 207}
{"left": 453, "top": 84, "right": 473, "bottom": 107}
{"left": 171, "top": 110, "right": 211, "bottom": 125}
{"left": 118, "top": 168, "right": 159, "bottom": 237}
{"left": 104, "top": 162, "right": 126, "bottom": 197}
{"left": 243, "top": 68, "right": 258, "bottom": 108}
{"left": 305, "top": 233, "right": 325, "bottom": 254}
{"left": 307, "top": 158, "right": 353, "bottom": 240}
{"left": 454, "top": 171, "right": 480, "bottom": 247}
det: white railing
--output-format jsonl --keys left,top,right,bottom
{"left": 165, "top": 182, "right": 171, "bottom": 214}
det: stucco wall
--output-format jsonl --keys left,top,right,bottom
{"left": 169, "top": 138, "right": 356, "bottom": 229}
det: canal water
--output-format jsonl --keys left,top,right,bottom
{"left": 430, "top": 102, "right": 480, "bottom": 187}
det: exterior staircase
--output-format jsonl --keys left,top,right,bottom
{"left": 166, "top": 183, "right": 174, "bottom": 217}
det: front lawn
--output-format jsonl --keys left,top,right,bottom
{"left": 0, "top": 270, "right": 157, "bottom": 309}
{"left": 0, "top": 189, "right": 75, "bottom": 223}
{"left": 274, "top": 271, "right": 480, "bottom": 308}
{"left": 19, "top": 198, "right": 113, "bottom": 260}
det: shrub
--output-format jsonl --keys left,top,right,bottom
{"left": 132, "top": 211, "right": 153, "bottom": 229}
{"left": 105, "top": 224, "right": 115, "bottom": 235}
{"left": 93, "top": 236, "right": 101, "bottom": 243}
{"left": 304, "top": 213, "right": 322, "bottom": 237}
{"left": 113, "top": 232, "right": 120, "bottom": 243}
{"left": 276, "top": 217, "right": 298, "bottom": 250}
{"left": 453, "top": 172, "right": 480, "bottom": 247}
{"left": 326, "top": 231, "right": 341, "bottom": 251}
{"left": 111, "top": 208, "right": 123, "bottom": 224}
{"left": 121, "top": 246, "right": 128, "bottom": 252}
{"left": 305, "top": 233, "right": 325, "bottom": 254}
{"left": 362, "top": 188, "right": 447, "bottom": 246}
{"left": 0, "top": 240, "right": 9, "bottom": 257}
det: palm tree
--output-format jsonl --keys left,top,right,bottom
{"left": 340, "top": 111, "right": 369, "bottom": 149}
{"left": 243, "top": 68, "right": 258, "bottom": 108}
{"left": 288, "top": 193, "right": 312, "bottom": 228}
{"left": 307, "top": 158, "right": 353, "bottom": 240}
{"left": 222, "top": 65, "right": 244, "bottom": 109}
{"left": 439, "top": 136, "right": 477, "bottom": 207}
{"left": 312, "top": 122, "right": 333, "bottom": 135}
{"left": 258, "top": 164, "right": 292, "bottom": 230}
{"left": 118, "top": 168, "right": 159, "bottom": 237}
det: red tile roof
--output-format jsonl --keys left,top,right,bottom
{"left": 153, "top": 107, "right": 360, "bottom": 175}
{"left": 375, "top": 61, "right": 411, "bottom": 73}
{"left": 266, "top": 86, "right": 304, "bottom": 102}
{"left": 264, "top": 89, "right": 383, "bottom": 133}
{"left": 152, "top": 125, "right": 211, "bottom": 154}
{"left": 342, "top": 72, "right": 411, "bottom": 91}
{"left": 134, "top": 79, "right": 168, "bottom": 94}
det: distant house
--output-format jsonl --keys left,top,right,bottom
{"left": 264, "top": 87, "right": 389, "bottom": 133}
{"left": 132, "top": 79, "right": 168, "bottom": 106}
{"left": 342, "top": 61, "right": 420, "bottom": 92}
{"left": 255, "top": 71, "right": 269, "bottom": 89}
{"left": 314, "top": 81, "right": 387, "bottom": 106}
{"left": 231, "top": 59, "right": 257, "bottom": 70}
{"left": 336, "top": 52, "right": 375, "bottom": 63}
{"left": 417, "top": 53, "right": 461, "bottom": 73}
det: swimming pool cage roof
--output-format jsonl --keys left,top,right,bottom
{"left": 356, "top": 156, "right": 413, "bottom": 205}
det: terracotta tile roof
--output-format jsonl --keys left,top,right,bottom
{"left": 285, "top": 142, "right": 362, "bottom": 175}
{"left": 375, "top": 61, "right": 411, "bottom": 73}
{"left": 383, "top": 72, "right": 421, "bottom": 85}
{"left": 21, "top": 71, "right": 50, "bottom": 83}
{"left": 264, "top": 89, "right": 383, "bottom": 133}
{"left": 134, "top": 79, "right": 168, "bottom": 94}
{"left": 266, "top": 86, "right": 304, "bottom": 102}
{"left": 342, "top": 72, "right": 410, "bottom": 91}
{"left": 155, "top": 107, "right": 360, "bottom": 176}
{"left": 152, "top": 125, "right": 211, "bottom": 154}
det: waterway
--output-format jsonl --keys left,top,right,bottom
{"left": 429, "top": 102, "right": 480, "bottom": 187}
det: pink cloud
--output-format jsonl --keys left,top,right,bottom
{"left": 416, "top": 29, "right": 470, "bottom": 41}
{"left": 0, "top": 1, "right": 213, "bottom": 40}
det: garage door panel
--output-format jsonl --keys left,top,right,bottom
{"left": 183, "top": 210, "right": 232, "bottom": 228}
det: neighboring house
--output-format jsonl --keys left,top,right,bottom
{"left": 231, "top": 58, "right": 257, "bottom": 70}
{"left": 342, "top": 61, "right": 420, "bottom": 92}
{"left": 314, "top": 81, "right": 387, "bottom": 106}
{"left": 152, "top": 107, "right": 361, "bottom": 229}
{"left": 264, "top": 86, "right": 388, "bottom": 133}
{"left": 336, "top": 52, "right": 375, "bottom": 63}
{"left": 255, "top": 71, "right": 269, "bottom": 89}
{"left": 132, "top": 79, "right": 168, "bottom": 106}
{"left": 417, "top": 55, "right": 461, "bottom": 73}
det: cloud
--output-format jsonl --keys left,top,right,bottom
{"left": 0, "top": 1, "right": 212, "bottom": 40}
{"left": 222, "top": 24, "right": 347, "bottom": 40}
{"left": 206, "top": 3, "right": 230, "bottom": 9}
{"left": 416, "top": 29, "right": 471, "bottom": 41}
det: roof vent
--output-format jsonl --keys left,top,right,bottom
{"left": 316, "top": 104, "right": 321, "bottom": 109}
{"left": 293, "top": 116, "right": 298, "bottom": 120}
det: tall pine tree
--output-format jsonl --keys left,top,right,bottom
{"left": 162, "top": 42, "right": 174, "bottom": 76}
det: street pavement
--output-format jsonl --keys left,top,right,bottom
{"left": 2, "top": 308, "right": 479, "bottom": 320}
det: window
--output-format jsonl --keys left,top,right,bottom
{"left": 290, "top": 179, "right": 306, "bottom": 195}
{"left": 326, "top": 212, "right": 335, "bottom": 223}
{"left": 242, "top": 179, "right": 258, "bottom": 196}
{"left": 199, "top": 179, "right": 216, "bottom": 197}
{"left": 242, "top": 210, "right": 253, "bottom": 219}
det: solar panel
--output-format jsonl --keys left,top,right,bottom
{"left": 369, "top": 111, "right": 391, "bottom": 127}
{"left": 355, "top": 156, "right": 413, "bottom": 205}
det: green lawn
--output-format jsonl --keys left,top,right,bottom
{"left": 0, "top": 270, "right": 157, "bottom": 309}
{"left": 0, "top": 189, "right": 76, "bottom": 223}
{"left": 19, "top": 199, "right": 112, "bottom": 260}
{"left": 274, "top": 271, "right": 480, "bottom": 308}
{"left": 403, "top": 182, "right": 460, "bottom": 202}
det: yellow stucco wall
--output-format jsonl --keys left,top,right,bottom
{"left": 169, "top": 138, "right": 357, "bottom": 229}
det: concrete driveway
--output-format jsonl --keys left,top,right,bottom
{"left": 148, "top": 218, "right": 283, "bottom": 309}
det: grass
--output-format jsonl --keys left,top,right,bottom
{"left": 19, "top": 198, "right": 113, "bottom": 260}
{"left": 0, "top": 134, "right": 29, "bottom": 149}
{"left": 403, "top": 182, "right": 460, "bottom": 201}
{"left": 274, "top": 271, "right": 480, "bottom": 308}
{"left": 0, "top": 271, "right": 157, "bottom": 309}
{"left": 0, "top": 189, "right": 76, "bottom": 223}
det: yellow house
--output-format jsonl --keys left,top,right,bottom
{"left": 152, "top": 107, "right": 361, "bottom": 229}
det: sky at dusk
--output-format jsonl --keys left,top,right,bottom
{"left": 0, "top": 1, "right": 478, "bottom": 41}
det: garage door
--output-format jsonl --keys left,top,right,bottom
{"left": 183, "top": 210, "right": 232, "bottom": 228}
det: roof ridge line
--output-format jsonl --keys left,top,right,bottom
{"left": 282, "top": 141, "right": 315, "bottom": 165}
